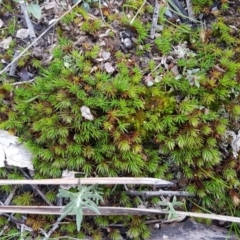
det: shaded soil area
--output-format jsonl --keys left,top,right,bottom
{"left": 150, "top": 218, "right": 237, "bottom": 240}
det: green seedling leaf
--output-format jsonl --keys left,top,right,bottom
{"left": 81, "top": 2, "right": 90, "bottom": 12}
{"left": 76, "top": 207, "right": 83, "bottom": 231}
{"left": 158, "top": 196, "right": 183, "bottom": 220}
{"left": 27, "top": 4, "right": 41, "bottom": 19}
{"left": 58, "top": 183, "right": 102, "bottom": 231}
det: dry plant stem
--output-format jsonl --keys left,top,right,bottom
{"left": 19, "top": 0, "right": 36, "bottom": 42}
{"left": 20, "top": 169, "right": 53, "bottom": 206}
{"left": 185, "top": 0, "right": 196, "bottom": 22}
{"left": 130, "top": 0, "right": 147, "bottom": 25}
{"left": 149, "top": 61, "right": 162, "bottom": 75}
{"left": 0, "top": 177, "right": 174, "bottom": 186}
{"left": 150, "top": 0, "right": 160, "bottom": 39}
{"left": 126, "top": 189, "right": 195, "bottom": 197}
{"left": 9, "top": 50, "right": 21, "bottom": 76}
{"left": 107, "top": 218, "right": 180, "bottom": 227}
{"left": 57, "top": 196, "right": 63, "bottom": 206}
{"left": 1, "top": 206, "right": 240, "bottom": 223}
{"left": 51, "top": 237, "right": 83, "bottom": 240}
{"left": 0, "top": 212, "right": 47, "bottom": 237}
{"left": 0, "top": 213, "right": 14, "bottom": 236}
{"left": 0, "top": 0, "right": 82, "bottom": 75}
{"left": 11, "top": 78, "right": 35, "bottom": 85}
{"left": 98, "top": 0, "right": 107, "bottom": 25}
{"left": 4, "top": 185, "right": 17, "bottom": 205}
{"left": 33, "top": 185, "right": 53, "bottom": 206}
{"left": 43, "top": 216, "right": 62, "bottom": 240}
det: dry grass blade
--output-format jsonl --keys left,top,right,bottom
{"left": 0, "top": 206, "right": 240, "bottom": 223}
{"left": 0, "top": 177, "right": 173, "bottom": 186}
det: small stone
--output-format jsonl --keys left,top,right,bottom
{"left": 123, "top": 38, "right": 132, "bottom": 49}
{"left": 162, "top": 235, "right": 169, "bottom": 239}
{"left": 153, "top": 223, "right": 160, "bottom": 229}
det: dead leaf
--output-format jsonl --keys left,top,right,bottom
{"left": 80, "top": 106, "right": 94, "bottom": 121}
{"left": 143, "top": 75, "right": 154, "bottom": 87}
{"left": 0, "top": 130, "right": 18, "bottom": 147}
{"left": 0, "top": 36, "right": 12, "bottom": 49}
{"left": 18, "top": 68, "right": 33, "bottom": 81}
{"left": 213, "top": 65, "right": 226, "bottom": 73}
{"left": 0, "top": 19, "right": 3, "bottom": 28}
{"left": 5, "top": 144, "right": 33, "bottom": 170}
{"left": 101, "top": 51, "right": 111, "bottom": 61}
{"left": 0, "top": 130, "right": 33, "bottom": 171}
{"left": 16, "top": 28, "right": 30, "bottom": 39}
{"left": 104, "top": 62, "right": 115, "bottom": 73}
{"left": 44, "top": 1, "right": 56, "bottom": 10}
{"left": 154, "top": 75, "right": 162, "bottom": 83}
{"left": 60, "top": 169, "right": 76, "bottom": 189}
{"left": 171, "top": 65, "right": 180, "bottom": 76}
{"left": 225, "top": 130, "right": 240, "bottom": 158}
{"left": 0, "top": 146, "right": 5, "bottom": 168}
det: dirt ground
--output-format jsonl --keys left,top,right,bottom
{"left": 149, "top": 218, "right": 238, "bottom": 240}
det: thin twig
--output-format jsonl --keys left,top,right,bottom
{"left": 130, "top": 0, "right": 147, "bottom": 25}
{"left": 4, "top": 185, "right": 18, "bottom": 205}
{"left": 11, "top": 78, "right": 35, "bottom": 85}
{"left": 1, "top": 206, "right": 240, "bottom": 223}
{"left": 20, "top": 169, "right": 53, "bottom": 206}
{"left": 0, "top": 0, "right": 83, "bottom": 75}
{"left": 19, "top": 0, "right": 36, "bottom": 42}
{"left": 43, "top": 216, "right": 62, "bottom": 240}
{"left": 126, "top": 189, "right": 194, "bottom": 197}
{"left": 149, "top": 61, "right": 162, "bottom": 75}
{"left": 51, "top": 237, "right": 85, "bottom": 240}
{"left": 185, "top": 0, "right": 197, "bottom": 22}
{"left": 150, "top": 0, "right": 160, "bottom": 39}
{"left": 0, "top": 213, "right": 15, "bottom": 236}
{"left": 98, "top": 0, "right": 107, "bottom": 25}
{"left": 0, "top": 177, "right": 174, "bottom": 186}
{"left": 9, "top": 50, "right": 21, "bottom": 76}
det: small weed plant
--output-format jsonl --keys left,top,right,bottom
{"left": 158, "top": 196, "right": 183, "bottom": 220}
{"left": 57, "top": 182, "right": 103, "bottom": 231}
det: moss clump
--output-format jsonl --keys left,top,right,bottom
{"left": 1, "top": 2, "right": 240, "bottom": 238}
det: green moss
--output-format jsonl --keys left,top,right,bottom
{"left": 0, "top": 0, "right": 240, "bottom": 238}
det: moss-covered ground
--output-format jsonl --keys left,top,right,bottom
{"left": 0, "top": 0, "right": 240, "bottom": 239}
